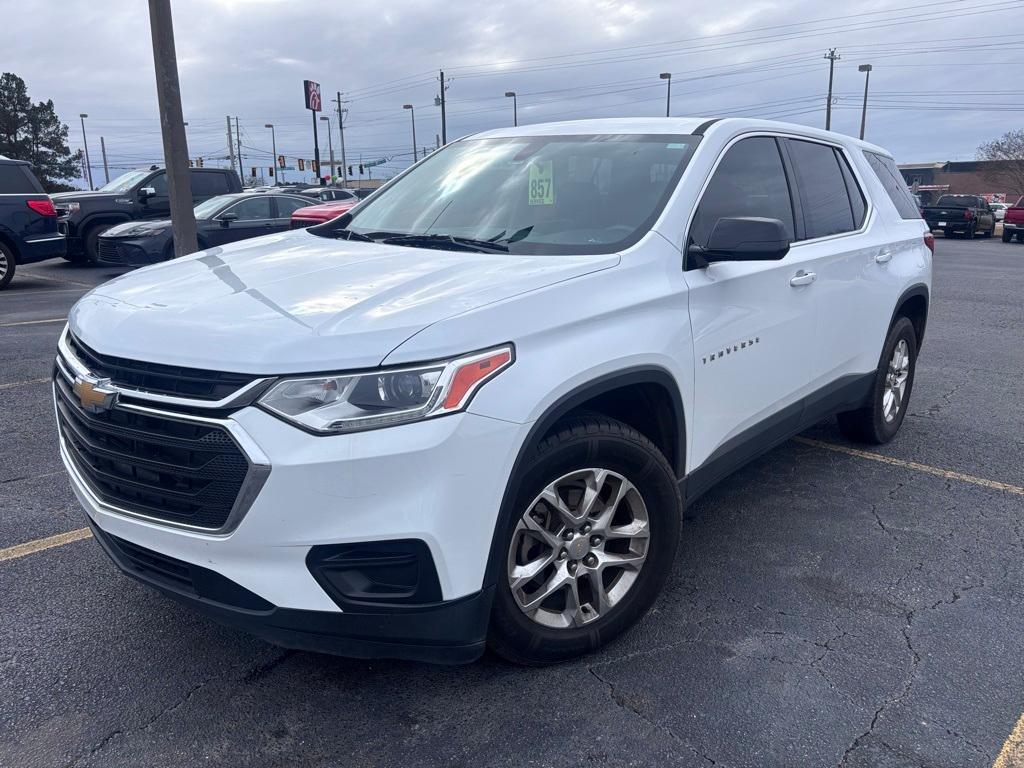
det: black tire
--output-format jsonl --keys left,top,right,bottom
{"left": 487, "top": 415, "right": 682, "bottom": 665}
{"left": 0, "top": 242, "right": 15, "bottom": 290}
{"left": 81, "top": 225, "right": 105, "bottom": 264}
{"left": 1017, "top": 233, "right": 1024, "bottom": 243}
{"left": 963, "top": 223, "right": 975, "bottom": 239}
{"left": 1003, "top": 230, "right": 1014, "bottom": 243}
{"left": 981, "top": 223, "right": 993, "bottom": 238}
{"left": 837, "top": 316, "right": 918, "bottom": 445}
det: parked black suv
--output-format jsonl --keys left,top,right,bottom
{"left": 0, "top": 158, "right": 65, "bottom": 289}
{"left": 51, "top": 166, "right": 242, "bottom": 263}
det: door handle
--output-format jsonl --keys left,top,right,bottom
{"left": 789, "top": 270, "right": 816, "bottom": 287}
{"left": 875, "top": 251, "right": 893, "bottom": 264}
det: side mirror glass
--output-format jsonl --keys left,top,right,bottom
{"left": 138, "top": 187, "right": 156, "bottom": 200}
{"left": 219, "top": 212, "right": 238, "bottom": 226}
{"left": 690, "top": 217, "right": 790, "bottom": 267}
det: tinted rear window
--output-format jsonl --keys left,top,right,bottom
{"left": 786, "top": 139, "right": 856, "bottom": 239}
{"left": 935, "top": 195, "right": 977, "bottom": 207}
{"left": 0, "top": 163, "right": 41, "bottom": 194}
{"left": 864, "top": 152, "right": 922, "bottom": 219}
{"left": 191, "top": 171, "right": 232, "bottom": 196}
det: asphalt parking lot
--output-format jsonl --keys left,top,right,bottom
{"left": 1, "top": 236, "right": 1023, "bottom": 768}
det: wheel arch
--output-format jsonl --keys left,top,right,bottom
{"left": 891, "top": 283, "right": 929, "bottom": 349}
{"left": 480, "top": 366, "right": 687, "bottom": 590}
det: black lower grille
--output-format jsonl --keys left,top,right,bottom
{"left": 96, "top": 238, "right": 127, "bottom": 265}
{"left": 66, "top": 333, "right": 258, "bottom": 401}
{"left": 55, "top": 374, "right": 250, "bottom": 530}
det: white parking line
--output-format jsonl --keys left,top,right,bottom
{"left": 16, "top": 271, "right": 94, "bottom": 289}
{"left": 0, "top": 318, "right": 66, "bottom": 328}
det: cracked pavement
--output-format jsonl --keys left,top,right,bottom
{"left": 2, "top": 238, "right": 1023, "bottom": 767}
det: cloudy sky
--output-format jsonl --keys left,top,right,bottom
{"left": 6, "top": 0, "right": 1024, "bottom": 187}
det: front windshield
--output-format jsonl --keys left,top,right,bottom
{"left": 97, "top": 170, "right": 151, "bottom": 193}
{"left": 339, "top": 134, "right": 698, "bottom": 255}
{"left": 193, "top": 194, "right": 237, "bottom": 219}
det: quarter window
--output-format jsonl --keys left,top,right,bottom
{"left": 837, "top": 151, "right": 867, "bottom": 228}
{"left": 785, "top": 139, "right": 856, "bottom": 239}
{"left": 864, "top": 151, "right": 921, "bottom": 220}
{"left": 690, "top": 137, "right": 795, "bottom": 249}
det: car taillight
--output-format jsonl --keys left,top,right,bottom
{"left": 964, "top": 208, "right": 973, "bottom": 220}
{"left": 26, "top": 199, "right": 56, "bottom": 217}
{"left": 923, "top": 233, "right": 935, "bottom": 254}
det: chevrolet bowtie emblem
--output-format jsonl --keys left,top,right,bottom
{"left": 73, "top": 376, "right": 117, "bottom": 414}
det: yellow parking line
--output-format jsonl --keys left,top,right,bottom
{"left": 794, "top": 437, "right": 1024, "bottom": 496}
{"left": 0, "top": 528, "right": 91, "bottom": 563}
{"left": 0, "top": 318, "right": 66, "bottom": 327}
{"left": 0, "top": 377, "right": 51, "bottom": 390}
{"left": 993, "top": 713, "right": 1024, "bottom": 768}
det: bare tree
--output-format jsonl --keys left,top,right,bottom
{"left": 977, "top": 130, "right": 1024, "bottom": 202}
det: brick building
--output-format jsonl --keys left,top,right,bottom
{"left": 898, "top": 160, "right": 1024, "bottom": 205}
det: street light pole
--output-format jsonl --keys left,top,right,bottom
{"left": 858, "top": 64, "right": 873, "bottom": 140}
{"left": 403, "top": 104, "right": 417, "bottom": 165}
{"left": 505, "top": 91, "right": 517, "bottom": 126}
{"left": 320, "top": 116, "right": 335, "bottom": 183}
{"left": 79, "top": 114, "right": 93, "bottom": 189}
{"left": 659, "top": 73, "right": 671, "bottom": 117}
{"left": 265, "top": 123, "right": 278, "bottom": 184}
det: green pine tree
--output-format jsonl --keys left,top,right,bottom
{"left": 0, "top": 72, "right": 82, "bottom": 191}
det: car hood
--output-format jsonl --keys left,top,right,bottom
{"left": 69, "top": 229, "right": 619, "bottom": 373}
{"left": 50, "top": 191, "right": 121, "bottom": 203}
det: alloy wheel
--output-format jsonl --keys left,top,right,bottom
{"left": 507, "top": 468, "right": 650, "bottom": 629}
{"left": 0, "top": 250, "right": 8, "bottom": 282}
{"left": 883, "top": 339, "right": 910, "bottom": 423}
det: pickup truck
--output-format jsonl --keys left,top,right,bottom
{"left": 51, "top": 166, "right": 242, "bottom": 263}
{"left": 1001, "top": 198, "right": 1024, "bottom": 242}
{"left": 921, "top": 194, "right": 996, "bottom": 239}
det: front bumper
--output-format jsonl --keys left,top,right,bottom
{"left": 96, "top": 235, "right": 164, "bottom": 266}
{"left": 57, "top": 377, "right": 527, "bottom": 661}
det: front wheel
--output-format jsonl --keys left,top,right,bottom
{"left": 837, "top": 316, "right": 918, "bottom": 444}
{"left": 488, "top": 416, "right": 681, "bottom": 665}
{"left": 0, "top": 243, "right": 15, "bottom": 289}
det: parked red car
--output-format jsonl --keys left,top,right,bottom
{"left": 1001, "top": 197, "right": 1024, "bottom": 243}
{"left": 289, "top": 199, "right": 357, "bottom": 229}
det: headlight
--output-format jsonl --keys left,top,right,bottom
{"left": 64, "top": 202, "right": 80, "bottom": 215}
{"left": 118, "top": 226, "right": 165, "bottom": 237}
{"left": 258, "top": 345, "right": 513, "bottom": 434}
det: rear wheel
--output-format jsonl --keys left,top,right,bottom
{"left": 488, "top": 415, "right": 681, "bottom": 665}
{"left": 1003, "top": 230, "right": 1014, "bottom": 243}
{"left": 0, "top": 243, "right": 15, "bottom": 290}
{"left": 837, "top": 316, "right": 917, "bottom": 445}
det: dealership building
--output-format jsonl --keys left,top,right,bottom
{"left": 898, "top": 160, "right": 1024, "bottom": 205}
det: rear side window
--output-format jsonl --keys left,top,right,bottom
{"left": 191, "top": 171, "right": 231, "bottom": 197}
{"left": 785, "top": 139, "right": 856, "bottom": 239}
{"left": 274, "top": 197, "right": 313, "bottom": 217}
{"left": 225, "top": 196, "right": 272, "bottom": 220}
{"left": 864, "top": 151, "right": 921, "bottom": 219}
{"left": 0, "top": 163, "right": 41, "bottom": 193}
{"left": 690, "top": 137, "right": 795, "bottom": 248}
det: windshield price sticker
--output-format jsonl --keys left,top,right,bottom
{"left": 529, "top": 161, "right": 555, "bottom": 205}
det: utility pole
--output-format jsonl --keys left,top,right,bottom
{"left": 226, "top": 115, "right": 235, "bottom": 175}
{"left": 79, "top": 114, "right": 93, "bottom": 189}
{"left": 437, "top": 70, "right": 450, "bottom": 145}
{"left": 147, "top": 0, "right": 197, "bottom": 257}
{"left": 334, "top": 91, "right": 348, "bottom": 187}
{"left": 659, "top": 73, "right": 672, "bottom": 117}
{"left": 320, "top": 116, "right": 334, "bottom": 182}
{"left": 824, "top": 48, "right": 840, "bottom": 131}
{"left": 858, "top": 64, "right": 873, "bottom": 140}
{"left": 234, "top": 117, "right": 244, "bottom": 184}
{"left": 99, "top": 136, "right": 110, "bottom": 184}
{"left": 311, "top": 110, "right": 321, "bottom": 185}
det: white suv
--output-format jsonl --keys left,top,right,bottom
{"left": 55, "top": 118, "right": 932, "bottom": 665}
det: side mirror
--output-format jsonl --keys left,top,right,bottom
{"left": 138, "top": 187, "right": 156, "bottom": 200}
{"left": 690, "top": 217, "right": 790, "bottom": 268}
{"left": 219, "top": 212, "right": 238, "bottom": 227}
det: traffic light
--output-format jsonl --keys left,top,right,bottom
{"left": 311, "top": 160, "right": 319, "bottom": 174}
{"left": 278, "top": 154, "right": 286, "bottom": 169}
{"left": 348, "top": 165, "right": 353, "bottom": 177}
{"left": 268, "top": 167, "right": 274, "bottom": 177}
{"left": 196, "top": 157, "right": 204, "bottom": 168}
{"left": 251, "top": 167, "right": 257, "bottom": 177}
{"left": 359, "top": 163, "right": 364, "bottom": 175}
{"left": 188, "top": 159, "right": 194, "bottom": 167}
{"left": 298, "top": 159, "right": 305, "bottom": 171}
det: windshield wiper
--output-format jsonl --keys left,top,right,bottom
{"left": 381, "top": 234, "right": 509, "bottom": 253}
{"left": 331, "top": 228, "right": 377, "bottom": 243}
